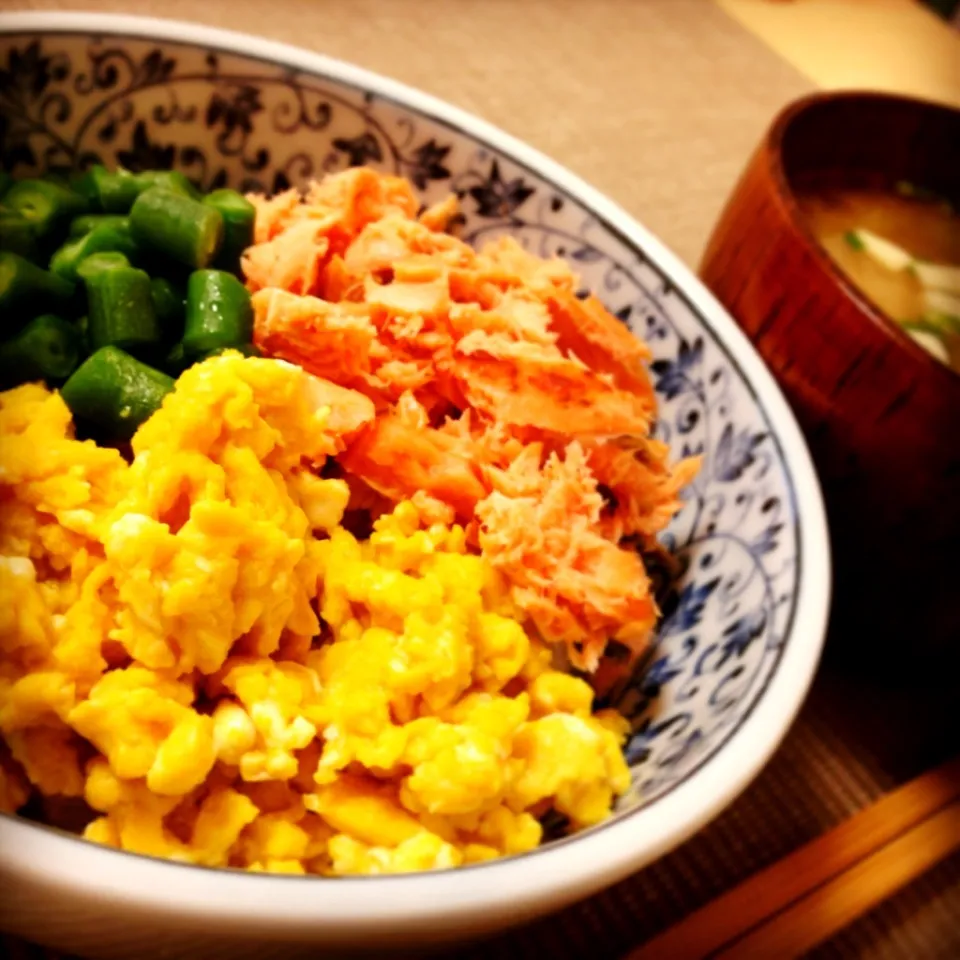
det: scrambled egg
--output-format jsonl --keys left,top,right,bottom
{"left": 0, "top": 354, "right": 630, "bottom": 875}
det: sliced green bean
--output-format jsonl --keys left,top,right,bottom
{"left": 76, "top": 314, "right": 90, "bottom": 355}
{"left": 150, "top": 276, "right": 185, "bottom": 335}
{"left": 75, "top": 166, "right": 139, "bottom": 214}
{"left": 906, "top": 312, "right": 960, "bottom": 338}
{"left": 130, "top": 189, "right": 223, "bottom": 270}
{"left": 203, "top": 189, "right": 255, "bottom": 272}
{"left": 75, "top": 166, "right": 202, "bottom": 214}
{"left": 0, "top": 314, "right": 80, "bottom": 388}
{"left": 60, "top": 345, "right": 174, "bottom": 442}
{"left": 85, "top": 265, "right": 160, "bottom": 358}
{"left": 69, "top": 214, "right": 131, "bottom": 239}
{"left": 49, "top": 222, "right": 141, "bottom": 282}
{"left": 135, "top": 171, "right": 201, "bottom": 200}
{"left": 76, "top": 252, "right": 131, "bottom": 281}
{"left": 4, "top": 179, "right": 89, "bottom": 242}
{"left": 182, "top": 270, "right": 253, "bottom": 357}
{"left": 0, "top": 211, "right": 40, "bottom": 260}
{"left": 0, "top": 253, "right": 75, "bottom": 329}
{"left": 71, "top": 167, "right": 101, "bottom": 208}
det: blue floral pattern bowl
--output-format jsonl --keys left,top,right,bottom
{"left": 0, "top": 13, "right": 830, "bottom": 957}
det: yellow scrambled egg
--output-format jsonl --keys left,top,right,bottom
{"left": 0, "top": 354, "right": 630, "bottom": 875}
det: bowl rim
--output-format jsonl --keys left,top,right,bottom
{"left": 0, "top": 11, "right": 831, "bottom": 932}
{"left": 765, "top": 89, "right": 960, "bottom": 386}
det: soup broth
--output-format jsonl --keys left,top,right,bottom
{"left": 798, "top": 186, "right": 960, "bottom": 373}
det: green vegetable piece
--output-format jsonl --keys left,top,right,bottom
{"left": 0, "top": 211, "right": 40, "bottom": 260}
{"left": 60, "top": 345, "right": 174, "bottom": 442}
{"left": 75, "top": 166, "right": 201, "bottom": 214}
{"left": 0, "top": 314, "right": 81, "bottom": 388}
{"left": 130, "top": 188, "right": 223, "bottom": 270}
{"left": 85, "top": 265, "right": 161, "bottom": 358}
{"left": 135, "top": 170, "right": 201, "bottom": 200}
{"left": 69, "top": 214, "right": 131, "bottom": 239}
{"left": 76, "top": 314, "right": 90, "bottom": 355}
{"left": 71, "top": 167, "right": 104, "bottom": 209}
{"left": 844, "top": 231, "right": 865, "bottom": 252}
{"left": 4, "top": 179, "right": 89, "bottom": 241}
{"left": 77, "top": 166, "right": 140, "bottom": 214}
{"left": 150, "top": 276, "right": 186, "bottom": 340}
{"left": 0, "top": 172, "right": 11, "bottom": 199}
{"left": 920, "top": 311, "right": 960, "bottom": 337}
{"left": 49, "top": 222, "right": 141, "bottom": 282}
{"left": 901, "top": 318, "right": 938, "bottom": 334}
{"left": 203, "top": 189, "right": 256, "bottom": 272}
{"left": 76, "top": 252, "right": 131, "bottom": 281}
{"left": 183, "top": 269, "right": 253, "bottom": 357}
{"left": 0, "top": 253, "right": 75, "bottom": 328}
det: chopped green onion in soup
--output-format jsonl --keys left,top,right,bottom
{"left": 798, "top": 185, "right": 960, "bottom": 374}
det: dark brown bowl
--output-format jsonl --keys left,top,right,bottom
{"left": 700, "top": 91, "right": 960, "bottom": 665}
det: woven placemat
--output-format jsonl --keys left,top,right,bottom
{"left": 8, "top": 1, "right": 960, "bottom": 956}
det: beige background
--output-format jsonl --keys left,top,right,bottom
{"left": 721, "top": 0, "right": 960, "bottom": 108}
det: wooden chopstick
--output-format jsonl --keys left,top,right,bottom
{"left": 627, "top": 755, "right": 960, "bottom": 960}
{"left": 713, "top": 800, "right": 960, "bottom": 958}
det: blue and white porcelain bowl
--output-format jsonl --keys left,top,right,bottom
{"left": 0, "top": 13, "right": 830, "bottom": 959}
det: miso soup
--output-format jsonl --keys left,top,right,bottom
{"left": 798, "top": 186, "right": 960, "bottom": 373}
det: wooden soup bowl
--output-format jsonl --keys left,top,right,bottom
{"left": 701, "top": 92, "right": 960, "bottom": 665}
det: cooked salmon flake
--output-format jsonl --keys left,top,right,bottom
{"left": 247, "top": 166, "right": 698, "bottom": 682}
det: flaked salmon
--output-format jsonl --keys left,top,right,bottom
{"left": 246, "top": 167, "right": 699, "bottom": 683}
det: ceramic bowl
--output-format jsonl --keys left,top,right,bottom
{"left": 0, "top": 13, "right": 829, "bottom": 959}
{"left": 701, "top": 92, "right": 960, "bottom": 666}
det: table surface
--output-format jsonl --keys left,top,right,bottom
{"left": 8, "top": 1, "right": 960, "bottom": 958}
{"left": 720, "top": 0, "right": 960, "bottom": 110}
